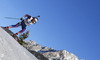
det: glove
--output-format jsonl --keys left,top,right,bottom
{"left": 20, "top": 18, "right": 23, "bottom": 20}
{"left": 37, "top": 15, "right": 40, "bottom": 17}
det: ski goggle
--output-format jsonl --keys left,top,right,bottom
{"left": 34, "top": 18, "right": 38, "bottom": 22}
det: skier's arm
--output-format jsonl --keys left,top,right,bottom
{"left": 20, "top": 14, "right": 31, "bottom": 20}
{"left": 25, "top": 14, "right": 30, "bottom": 17}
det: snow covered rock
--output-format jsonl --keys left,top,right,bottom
{"left": 24, "top": 40, "right": 79, "bottom": 60}
{"left": 0, "top": 27, "right": 38, "bottom": 60}
{"left": 41, "top": 50, "right": 79, "bottom": 60}
{"left": 24, "top": 40, "right": 42, "bottom": 51}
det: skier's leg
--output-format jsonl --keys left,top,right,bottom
{"left": 9, "top": 24, "right": 19, "bottom": 28}
{"left": 14, "top": 28, "right": 26, "bottom": 35}
{"left": 14, "top": 21, "right": 26, "bottom": 35}
{"left": 5, "top": 22, "right": 21, "bottom": 29}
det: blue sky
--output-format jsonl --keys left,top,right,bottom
{"left": 0, "top": 0, "right": 100, "bottom": 60}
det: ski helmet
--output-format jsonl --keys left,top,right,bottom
{"left": 35, "top": 15, "right": 40, "bottom": 22}
{"left": 34, "top": 17, "right": 38, "bottom": 22}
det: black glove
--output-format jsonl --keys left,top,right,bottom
{"left": 20, "top": 18, "right": 23, "bottom": 20}
{"left": 37, "top": 15, "right": 40, "bottom": 17}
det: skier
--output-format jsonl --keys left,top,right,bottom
{"left": 5, "top": 14, "right": 40, "bottom": 36}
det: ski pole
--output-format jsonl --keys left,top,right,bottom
{"left": 4, "top": 15, "right": 40, "bottom": 20}
{"left": 4, "top": 17, "right": 20, "bottom": 20}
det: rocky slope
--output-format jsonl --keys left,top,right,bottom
{"left": 24, "top": 40, "right": 79, "bottom": 60}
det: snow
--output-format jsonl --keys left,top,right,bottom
{"left": 0, "top": 27, "right": 38, "bottom": 60}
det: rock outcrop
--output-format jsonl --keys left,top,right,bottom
{"left": 24, "top": 40, "right": 79, "bottom": 60}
